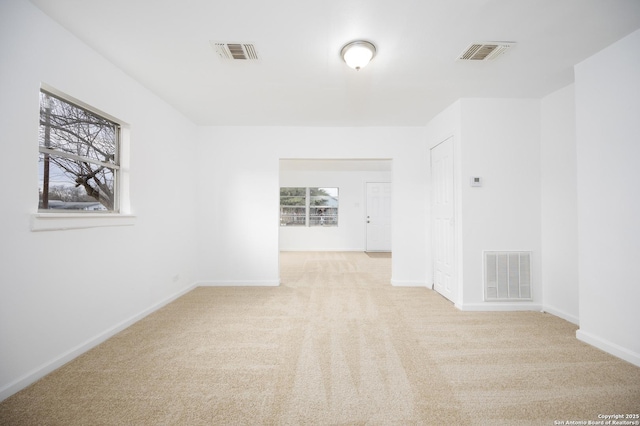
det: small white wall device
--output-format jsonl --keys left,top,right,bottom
{"left": 470, "top": 176, "right": 483, "bottom": 187}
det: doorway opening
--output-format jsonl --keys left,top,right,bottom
{"left": 278, "top": 158, "right": 392, "bottom": 279}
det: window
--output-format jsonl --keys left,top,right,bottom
{"left": 309, "top": 187, "right": 338, "bottom": 226}
{"left": 280, "top": 187, "right": 338, "bottom": 227}
{"left": 38, "top": 89, "right": 120, "bottom": 212}
{"left": 280, "top": 187, "right": 307, "bottom": 226}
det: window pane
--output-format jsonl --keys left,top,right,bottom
{"left": 310, "top": 187, "right": 338, "bottom": 198}
{"left": 280, "top": 206, "right": 306, "bottom": 226}
{"left": 39, "top": 92, "right": 118, "bottom": 165}
{"left": 280, "top": 187, "right": 306, "bottom": 225}
{"left": 310, "top": 187, "right": 338, "bottom": 206}
{"left": 310, "top": 207, "right": 338, "bottom": 226}
{"left": 310, "top": 188, "right": 338, "bottom": 226}
{"left": 280, "top": 187, "right": 306, "bottom": 206}
{"left": 39, "top": 153, "right": 115, "bottom": 211}
{"left": 280, "top": 187, "right": 306, "bottom": 197}
{"left": 38, "top": 90, "right": 119, "bottom": 212}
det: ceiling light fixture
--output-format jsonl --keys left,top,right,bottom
{"left": 341, "top": 40, "right": 376, "bottom": 70}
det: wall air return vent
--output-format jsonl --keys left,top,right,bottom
{"left": 211, "top": 42, "right": 259, "bottom": 60}
{"left": 457, "top": 42, "right": 515, "bottom": 61}
{"left": 484, "top": 251, "right": 532, "bottom": 301}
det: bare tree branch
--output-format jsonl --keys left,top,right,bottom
{"left": 40, "top": 93, "right": 117, "bottom": 210}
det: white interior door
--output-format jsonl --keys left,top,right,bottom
{"left": 366, "top": 182, "right": 392, "bottom": 252}
{"left": 431, "top": 138, "right": 457, "bottom": 303}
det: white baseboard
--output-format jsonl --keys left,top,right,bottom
{"left": 0, "top": 283, "right": 196, "bottom": 403}
{"left": 576, "top": 329, "right": 640, "bottom": 368}
{"left": 391, "top": 279, "right": 427, "bottom": 287}
{"left": 197, "top": 280, "right": 280, "bottom": 287}
{"left": 541, "top": 305, "right": 579, "bottom": 325}
{"left": 457, "top": 302, "right": 543, "bottom": 312}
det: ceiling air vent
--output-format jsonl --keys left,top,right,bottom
{"left": 211, "top": 42, "right": 259, "bottom": 60}
{"left": 457, "top": 42, "right": 515, "bottom": 61}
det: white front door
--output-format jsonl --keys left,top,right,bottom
{"left": 431, "top": 138, "right": 457, "bottom": 303}
{"left": 366, "top": 182, "right": 392, "bottom": 252}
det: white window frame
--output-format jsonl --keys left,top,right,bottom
{"left": 308, "top": 187, "right": 338, "bottom": 227}
{"left": 31, "top": 84, "right": 134, "bottom": 231}
{"left": 279, "top": 187, "right": 338, "bottom": 227}
{"left": 279, "top": 187, "right": 307, "bottom": 227}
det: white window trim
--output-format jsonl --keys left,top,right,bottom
{"left": 279, "top": 187, "right": 339, "bottom": 227}
{"left": 31, "top": 213, "right": 136, "bottom": 232}
{"left": 33, "top": 84, "right": 133, "bottom": 231}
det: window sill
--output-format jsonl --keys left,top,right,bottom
{"left": 30, "top": 213, "right": 136, "bottom": 232}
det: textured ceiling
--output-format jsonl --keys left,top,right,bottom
{"left": 29, "top": 0, "right": 640, "bottom": 126}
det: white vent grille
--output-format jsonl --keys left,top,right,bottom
{"left": 484, "top": 251, "right": 531, "bottom": 301}
{"left": 458, "top": 42, "right": 514, "bottom": 61}
{"left": 211, "top": 42, "right": 259, "bottom": 60}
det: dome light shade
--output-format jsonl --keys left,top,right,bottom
{"left": 341, "top": 40, "right": 376, "bottom": 70}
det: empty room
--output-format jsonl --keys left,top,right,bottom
{"left": 1, "top": 0, "right": 639, "bottom": 424}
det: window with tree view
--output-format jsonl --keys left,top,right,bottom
{"left": 38, "top": 90, "right": 120, "bottom": 212}
{"left": 280, "top": 187, "right": 307, "bottom": 226}
{"left": 280, "top": 187, "right": 338, "bottom": 227}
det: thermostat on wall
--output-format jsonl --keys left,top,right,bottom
{"left": 470, "top": 176, "right": 483, "bottom": 187}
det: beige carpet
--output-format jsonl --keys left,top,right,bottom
{"left": 1, "top": 251, "right": 638, "bottom": 425}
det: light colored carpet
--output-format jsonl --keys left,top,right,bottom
{"left": 1, "top": 251, "right": 638, "bottom": 425}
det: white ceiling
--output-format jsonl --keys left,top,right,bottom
{"left": 29, "top": 0, "right": 640, "bottom": 127}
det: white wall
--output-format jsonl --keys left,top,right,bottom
{"left": 574, "top": 29, "right": 640, "bottom": 366}
{"left": 425, "top": 99, "right": 542, "bottom": 310}
{"left": 540, "top": 84, "right": 579, "bottom": 324}
{"left": 0, "top": 0, "right": 198, "bottom": 400}
{"left": 458, "top": 99, "right": 542, "bottom": 310}
{"left": 279, "top": 169, "right": 392, "bottom": 251}
{"left": 196, "top": 126, "right": 428, "bottom": 287}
